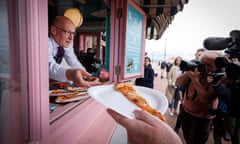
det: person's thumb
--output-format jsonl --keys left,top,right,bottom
{"left": 107, "top": 108, "right": 131, "bottom": 127}
{"left": 133, "top": 110, "right": 163, "bottom": 126}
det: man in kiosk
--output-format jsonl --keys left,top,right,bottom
{"left": 48, "top": 16, "right": 100, "bottom": 87}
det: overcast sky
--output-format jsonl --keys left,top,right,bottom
{"left": 145, "top": 0, "right": 240, "bottom": 61}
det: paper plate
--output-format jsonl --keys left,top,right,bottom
{"left": 88, "top": 84, "right": 168, "bottom": 119}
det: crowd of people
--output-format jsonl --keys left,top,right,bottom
{"left": 111, "top": 47, "right": 240, "bottom": 144}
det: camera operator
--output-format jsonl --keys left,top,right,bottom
{"left": 176, "top": 51, "right": 222, "bottom": 144}
{"left": 174, "top": 48, "right": 206, "bottom": 133}
{"left": 217, "top": 58, "right": 239, "bottom": 144}
{"left": 207, "top": 72, "right": 231, "bottom": 144}
{"left": 225, "top": 51, "right": 240, "bottom": 144}
{"left": 204, "top": 30, "right": 240, "bottom": 144}
{"left": 208, "top": 57, "right": 240, "bottom": 144}
{"left": 226, "top": 77, "right": 240, "bottom": 144}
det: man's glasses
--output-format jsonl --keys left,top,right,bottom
{"left": 54, "top": 46, "right": 65, "bottom": 64}
{"left": 54, "top": 25, "right": 76, "bottom": 36}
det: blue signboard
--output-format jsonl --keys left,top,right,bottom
{"left": 124, "top": 4, "right": 143, "bottom": 76}
{"left": 0, "top": 0, "right": 10, "bottom": 74}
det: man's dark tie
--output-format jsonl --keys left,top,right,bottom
{"left": 54, "top": 46, "right": 65, "bottom": 64}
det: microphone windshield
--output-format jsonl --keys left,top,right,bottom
{"left": 203, "top": 37, "right": 231, "bottom": 50}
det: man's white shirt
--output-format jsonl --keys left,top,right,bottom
{"left": 48, "top": 37, "right": 86, "bottom": 82}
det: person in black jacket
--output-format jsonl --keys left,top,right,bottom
{"left": 135, "top": 57, "right": 155, "bottom": 88}
{"left": 143, "top": 57, "right": 155, "bottom": 88}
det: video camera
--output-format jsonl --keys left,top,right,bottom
{"left": 179, "top": 59, "right": 205, "bottom": 73}
{"left": 203, "top": 30, "right": 240, "bottom": 59}
{"left": 203, "top": 30, "right": 240, "bottom": 80}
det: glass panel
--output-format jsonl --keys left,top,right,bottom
{"left": 0, "top": 0, "right": 11, "bottom": 136}
{"left": 0, "top": 0, "right": 24, "bottom": 143}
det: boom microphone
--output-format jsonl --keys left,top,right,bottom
{"left": 203, "top": 37, "right": 232, "bottom": 50}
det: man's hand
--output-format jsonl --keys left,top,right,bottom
{"left": 66, "top": 69, "right": 101, "bottom": 87}
{"left": 207, "top": 72, "right": 225, "bottom": 86}
{"left": 107, "top": 109, "right": 182, "bottom": 144}
{"left": 185, "top": 70, "right": 200, "bottom": 80}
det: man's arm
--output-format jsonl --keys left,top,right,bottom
{"left": 184, "top": 71, "right": 215, "bottom": 102}
{"left": 64, "top": 45, "right": 86, "bottom": 70}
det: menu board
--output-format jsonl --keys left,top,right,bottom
{"left": 124, "top": 4, "right": 144, "bottom": 77}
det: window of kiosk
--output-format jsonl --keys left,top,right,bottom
{"left": 48, "top": 1, "right": 111, "bottom": 122}
{"left": 0, "top": 0, "right": 10, "bottom": 88}
{"left": 0, "top": 0, "right": 26, "bottom": 141}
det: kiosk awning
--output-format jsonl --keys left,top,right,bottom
{"left": 136, "top": 0, "right": 189, "bottom": 40}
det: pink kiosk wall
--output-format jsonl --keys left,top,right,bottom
{"left": 1, "top": 0, "right": 146, "bottom": 143}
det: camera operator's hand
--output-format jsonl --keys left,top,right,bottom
{"left": 183, "top": 70, "right": 212, "bottom": 102}
{"left": 207, "top": 72, "right": 226, "bottom": 86}
{"left": 207, "top": 74, "right": 214, "bottom": 83}
{"left": 225, "top": 55, "right": 239, "bottom": 63}
{"left": 207, "top": 73, "right": 220, "bottom": 86}
{"left": 185, "top": 70, "right": 200, "bottom": 81}
{"left": 175, "top": 70, "right": 199, "bottom": 87}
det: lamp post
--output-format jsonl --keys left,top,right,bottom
{"left": 164, "top": 38, "right": 167, "bottom": 60}
{"left": 151, "top": 52, "right": 154, "bottom": 63}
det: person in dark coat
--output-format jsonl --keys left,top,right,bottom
{"left": 135, "top": 57, "right": 155, "bottom": 88}
{"left": 143, "top": 57, "right": 155, "bottom": 88}
{"left": 160, "top": 60, "right": 167, "bottom": 79}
